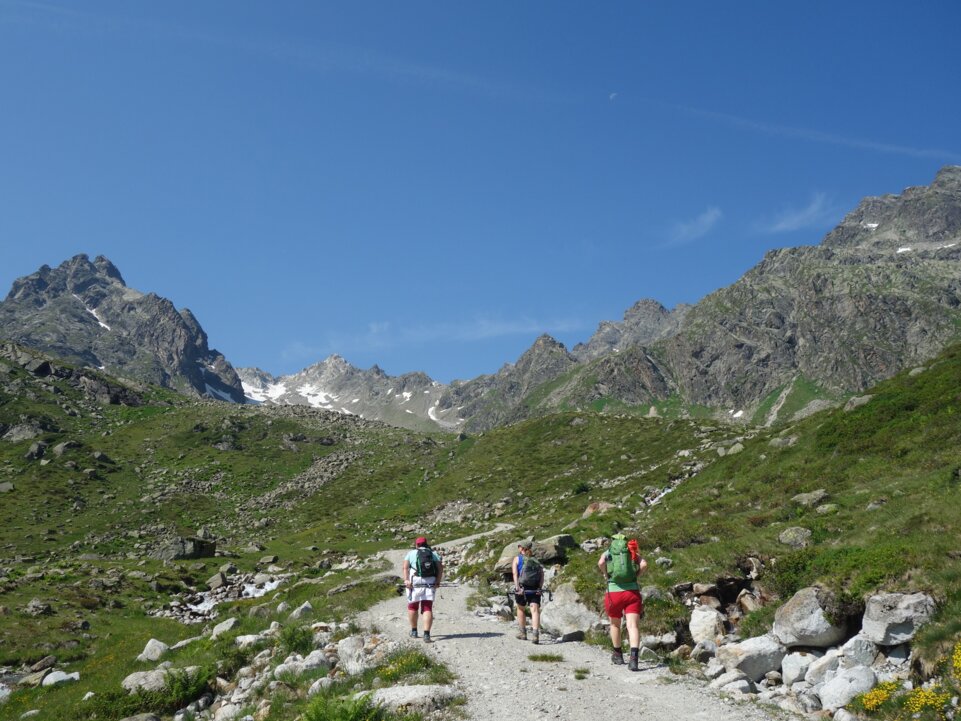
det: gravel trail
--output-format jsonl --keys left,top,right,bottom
{"left": 360, "top": 529, "right": 787, "bottom": 721}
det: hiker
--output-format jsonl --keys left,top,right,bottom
{"left": 598, "top": 533, "right": 647, "bottom": 670}
{"left": 403, "top": 536, "right": 443, "bottom": 643}
{"left": 511, "top": 539, "right": 544, "bottom": 643}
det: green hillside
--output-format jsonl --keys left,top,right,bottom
{"left": 2, "top": 342, "right": 961, "bottom": 718}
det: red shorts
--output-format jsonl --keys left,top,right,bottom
{"left": 605, "top": 590, "right": 643, "bottom": 620}
{"left": 408, "top": 600, "right": 433, "bottom": 613}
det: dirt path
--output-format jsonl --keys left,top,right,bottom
{"left": 360, "top": 529, "right": 786, "bottom": 721}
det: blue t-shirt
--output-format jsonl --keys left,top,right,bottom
{"left": 405, "top": 548, "right": 441, "bottom": 578}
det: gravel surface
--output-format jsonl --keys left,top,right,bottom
{"left": 360, "top": 531, "right": 790, "bottom": 721}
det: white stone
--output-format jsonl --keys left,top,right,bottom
{"left": 289, "top": 601, "right": 313, "bottom": 620}
{"left": 841, "top": 634, "right": 879, "bottom": 666}
{"left": 137, "top": 638, "right": 170, "bottom": 662}
{"left": 818, "top": 666, "right": 877, "bottom": 711}
{"left": 772, "top": 587, "right": 847, "bottom": 647}
{"left": 357, "top": 684, "right": 465, "bottom": 713}
{"left": 539, "top": 582, "right": 602, "bottom": 641}
{"left": 211, "top": 617, "right": 239, "bottom": 640}
{"left": 214, "top": 703, "right": 241, "bottom": 721}
{"left": 337, "top": 635, "right": 368, "bottom": 675}
{"left": 834, "top": 710, "right": 859, "bottom": 721}
{"left": 302, "top": 650, "right": 329, "bottom": 671}
{"left": 862, "top": 593, "right": 935, "bottom": 645}
{"left": 782, "top": 650, "right": 823, "bottom": 686}
{"left": 716, "top": 634, "right": 787, "bottom": 682}
{"left": 804, "top": 648, "right": 841, "bottom": 685}
{"left": 41, "top": 671, "right": 79, "bottom": 687}
{"left": 710, "top": 669, "right": 748, "bottom": 689}
{"left": 689, "top": 605, "right": 725, "bottom": 644}
{"left": 235, "top": 634, "right": 261, "bottom": 649}
{"left": 308, "top": 677, "right": 334, "bottom": 697}
{"left": 720, "top": 679, "right": 755, "bottom": 694}
{"left": 273, "top": 662, "right": 305, "bottom": 679}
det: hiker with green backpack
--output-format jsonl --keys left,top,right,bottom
{"left": 403, "top": 536, "right": 443, "bottom": 643}
{"left": 511, "top": 539, "right": 544, "bottom": 643}
{"left": 598, "top": 533, "right": 647, "bottom": 670}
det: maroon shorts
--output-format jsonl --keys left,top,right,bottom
{"left": 605, "top": 590, "right": 643, "bottom": 620}
{"left": 408, "top": 599, "right": 433, "bottom": 613}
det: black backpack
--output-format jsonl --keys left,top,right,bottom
{"left": 415, "top": 546, "right": 437, "bottom": 577}
{"left": 518, "top": 555, "right": 543, "bottom": 589}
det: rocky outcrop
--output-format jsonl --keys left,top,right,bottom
{"left": 0, "top": 254, "right": 244, "bottom": 402}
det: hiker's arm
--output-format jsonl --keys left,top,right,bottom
{"left": 512, "top": 556, "right": 520, "bottom": 590}
{"left": 402, "top": 559, "right": 412, "bottom": 588}
{"left": 597, "top": 553, "right": 609, "bottom": 581}
{"left": 637, "top": 557, "right": 648, "bottom": 576}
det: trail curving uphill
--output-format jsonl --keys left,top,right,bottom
{"left": 361, "top": 527, "right": 785, "bottom": 721}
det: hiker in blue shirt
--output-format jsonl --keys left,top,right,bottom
{"left": 403, "top": 536, "right": 443, "bottom": 643}
{"left": 511, "top": 539, "right": 544, "bottom": 644}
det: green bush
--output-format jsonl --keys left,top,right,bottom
{"left": 279, "top": 624, "right": 315, "bottom": 656}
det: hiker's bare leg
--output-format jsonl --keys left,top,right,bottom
{"left": 516, "top": 604, "right": 526, "bottom": 631}
{"left": 609, "top": 617, "right": 623, "bottom": 649}
{"left": 625, "top": 612, "right": 640, "bottom": 648}
{"left": 530, "top": 603, "right": 541, "bottom": 631}
{"left": 408, "top": 607, "right": 418, "bottom": 631}
{"left": 423, "top": 607, "right": 433, "bottom": 633}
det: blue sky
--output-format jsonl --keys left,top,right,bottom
{"left": 2, "top": 2, "right": 959, "bottom": 383}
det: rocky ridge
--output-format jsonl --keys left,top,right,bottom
{"left": 0, "top": 254, "right": 244, "bottom": 403}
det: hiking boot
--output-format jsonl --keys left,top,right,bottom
{"left": 628, "top": 655, "right": 639, "bottom": 672}
{"left": 611, "top": 649, "right": 625, "bottom": 665}
{"left": 516, "top": 629, "right": 528, "bottom": 641}
{"left": 532, "top": 630, "right": 540, "bottom": 645}
{"left": 423, "top": 632, "right": 432, "bottom": 643}
{"left": 409, "top": 628, "right": 418, "bottom": 639}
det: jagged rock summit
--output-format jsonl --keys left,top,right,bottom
{"left": 0, "top": 254, "right": 244, "bottom": 402}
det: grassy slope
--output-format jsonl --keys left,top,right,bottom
{"left": 3, "top": 342, "right": 961, "bottom": 717}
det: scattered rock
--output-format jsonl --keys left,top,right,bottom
{"left": 818, "top": 666, "right": 877, "bottom": 711}
{"left": 861, "top": 592, "right": 936, "bottom": 645}
{"left": 41, "top": 671, "right": 79, "bottom": 687}
{"left": 689, "top": 605, "right": 725, "bottom": 644}
{"left": 778, "top": 527, "right": 812, "bottom": 549}
{"left": 137, "top": 639, "right": 169, "bottom": 663}
{"left": 716, "top": 634, "right": 787, "bottom": 682}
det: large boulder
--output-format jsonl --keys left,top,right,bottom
{"left": 532, "top": 535, "right": 577, "bottom": 564}
{"left": 689, "top": 605, "right": 725, "bottom": 644}
{"left": 493, "top": 535, "right": 576, "bottom": 574}
{"left": 539, "top": 583, "right": 601, "bottom": 642}
{"left": 861, "top": 593, "right": 935, "bottom": 645}
{"left": 771, "top": 587, "right": 847, "bottom": 647}
{"left": 151, "top": 536, "right": 216, "bottom": 561}
{"left": 716, "top": 634, "right": 787, "bottom": 682}
{"left": 818, "top": 666, "right": 877, "bottom": 711}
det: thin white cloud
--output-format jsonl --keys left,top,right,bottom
{"left": 3, "top": 1, "right": 561, "bottom": 102}
{"left": 664, "top": 206, "right": 722, "bottom": 247}
{"left": 647, "top": 99, "right": 961, "bottom": 162}
{"left": 282, "top": 315, "right": 589, "bottom": 362}
{"left": 757, "top": 193, "right": 840, "bottom": 233}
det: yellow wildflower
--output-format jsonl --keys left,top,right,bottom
{"left": 859, "top": 681, "right": 899, "bottom": 711}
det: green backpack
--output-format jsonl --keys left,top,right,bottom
{"left": 608, "top": 534, "right": 636, "bottom": 585}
